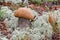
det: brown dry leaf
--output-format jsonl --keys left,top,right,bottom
{"left": 0, "top": 1, "right": 20, "bottom": 10}
{"left": 0, "top": 21, "right": 7, "bottom": 30}
{"left": 52, "top": 31, "right": 60, "bottom": 40}
{"left": 0, "top": 21, "right": 8, "bottom": 35}
{"left": 0, "top": 2, "right": 7, "bottom": 6}
{"left": 7, "top": 1, "right": 20, "bottom": 10}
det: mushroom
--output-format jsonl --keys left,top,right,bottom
{"left": 14, "top": 8, "right": 35, "bottom": 20}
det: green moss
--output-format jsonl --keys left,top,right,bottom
{"left": 30, "top": 0, "right": 43, "bottom": 4}
{"left": 29, "top": 0, "right": 55, "bottom": 4}
{"left": 46, "top": 0, "right": 53, "bottom": 2}
{"left": 0, "top": 10, "right": 3, "bottom": 18}
{"left": 0, "top": 10, "right": 5, "bottom": 20}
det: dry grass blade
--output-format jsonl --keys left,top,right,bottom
{"left": 48, "top": 13, "right": 60, "bottom": 40}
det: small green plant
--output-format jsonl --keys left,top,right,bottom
{"left": 0, "top": 10, "right": 4, "bottom": 20}
{"left": 46, "top": 0, "right": 53, "bottom": 2}
{"left": 29, "top": 0, "right": 43, "bottom": 5}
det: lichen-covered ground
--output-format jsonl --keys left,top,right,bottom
{"left": 0, "top": 0, "right": 60, "bottom": 40}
